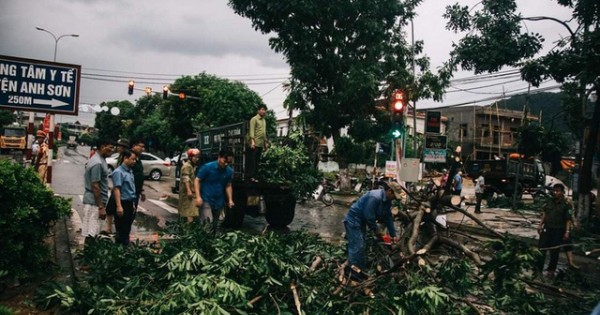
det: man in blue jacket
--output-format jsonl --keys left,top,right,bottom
{"left": 344, "top": 181, "right": 403, "bottom": 272}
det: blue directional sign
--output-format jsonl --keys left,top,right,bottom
{"left": 0, "top": 55, "right": 80, "bottom": 115}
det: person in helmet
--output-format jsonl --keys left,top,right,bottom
{"left": 33, "top": 130, "right": 49, "bottom": 183}
{"left": 179, "top": 148, "right": 201, "bottom": 222}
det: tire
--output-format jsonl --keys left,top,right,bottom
{"left": 264, "top": 193, "right": 296, "bottom": 228}
{"left": 222, "top": 193, "right": 246, "bottom": 228}
{"left": 322, "top": 193, "right": 334, "bottom": 206}
{"left": 150, "top": 169, "right": 162, "bottom": 181}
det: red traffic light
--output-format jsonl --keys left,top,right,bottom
{"left": 391, "top": 90, "right": 405, "bottom": 113}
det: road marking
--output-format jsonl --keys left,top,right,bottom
{"left": 137, "top": 205, "right": 148, "bottom": 214}
{"left": 147, "top": 199, "right": 178, "bottom": 214}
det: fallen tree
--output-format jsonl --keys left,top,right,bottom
{"left": 37, "top": 206, "right": 598, "bottom": 315}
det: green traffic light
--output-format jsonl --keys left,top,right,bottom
{"left": 392, "top": 129, "right": 402, "bottom": 139}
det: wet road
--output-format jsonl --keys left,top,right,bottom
{"left": 50, "top": 145, "right": 349, "bottom": 245}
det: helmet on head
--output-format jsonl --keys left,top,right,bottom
{"left": 187, "top": 148, "right": 200, "bottom": 157}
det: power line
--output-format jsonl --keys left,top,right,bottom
{"left": 83, "top": 66, "right": 288, "bottom": 78}
{"left": 424, "top": 84, "right": 561, "bottom": 110}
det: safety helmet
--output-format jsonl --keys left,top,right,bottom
{"left": 187, "top": 148, "right": 200, "bottom": 157}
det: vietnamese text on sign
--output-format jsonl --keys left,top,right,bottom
{"left": 0, "top": 55, "right": 80, "bottom": 115}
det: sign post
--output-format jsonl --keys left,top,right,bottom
{"left": 0, "top": 55, "right": 81, "bottom": 183}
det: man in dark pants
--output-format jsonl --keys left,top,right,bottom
{"left": 246, "top": 104, "right": 268, "bottom": 182}
{"left": 343, "top": 182, "right": 402, "bottom": 274}
{"left": 537, "top": 183, "right": 573, "bottom": 278}
{"left": 112, "top": 150, "right": 138, "bottom": 246}
{"left": 129, "top": 139, "right": 146, "bottom": 207}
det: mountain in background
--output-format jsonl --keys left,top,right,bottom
{"left": 493, "top": 92, "right": 569, "bottom": 132}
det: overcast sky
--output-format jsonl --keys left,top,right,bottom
{"left": 0, "top": 0, "right": 574, "bottom": 125}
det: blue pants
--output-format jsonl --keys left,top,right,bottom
{"left": 344, "top": 221, "right": 366, "bottom": 271}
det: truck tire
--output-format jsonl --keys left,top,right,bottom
{"left": 503, "top": 183, "right": 523, "bottom": 199}
{"left": 222, "top": 193, "right": 246, "bottom": 228}
{"left": 264, "top": 193, "right": 296, "bottom": 228}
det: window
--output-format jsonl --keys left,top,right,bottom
{"left": 493, "top": 126, "right": 500, "bottom": 144}
{"left": 481, "top": 124, "right": 490, "bottom": 138}
{"left": 460, "top": 124, "right": 468, "bottom": 137}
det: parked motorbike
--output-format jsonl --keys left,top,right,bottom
{"left": 313, "top": 177, "right": 337, "bottom": 206}
{"left": 532, "top": 183, "right": 554, "bottom": 202}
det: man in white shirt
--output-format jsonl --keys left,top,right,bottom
{"left": 474, "top": 172, "right": 486, "bottom": 214}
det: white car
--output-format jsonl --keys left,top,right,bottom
{"left": 169, "top": 152, "right": 188, "bottom": 166}
{"left": 106, "top": 152, "right": 171, "bottom": 181}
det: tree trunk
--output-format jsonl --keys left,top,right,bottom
{"left": 576, "top": 85, "right": 599, "bottom": 225}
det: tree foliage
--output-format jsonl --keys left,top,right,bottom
{"left": 0, "top": 109, "right": 15, "bottom": 127}
{"left": 39, "top": 220, "right": 599, "bottom": 314}
{"left": 229, "top": 0, "right": 449, "bottom": 147}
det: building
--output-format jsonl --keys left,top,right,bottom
{"left": 440, "top": 104, "right": 539, "bottom": 160}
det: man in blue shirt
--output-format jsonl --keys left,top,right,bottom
{"left": 344, "top": 181, "right": 403, "bottom": 272}
{"left": 452, "top": 171, "right": 463, "bottom": 196}
{"left": 111, "top": 150, "right": 138, "bottom": 246}
{"left": 195, "top": 149, "right": 234, "bottom": 231}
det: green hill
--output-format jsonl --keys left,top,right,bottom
{"left": 494, "top": 92, "right": 569, "bottom": 132}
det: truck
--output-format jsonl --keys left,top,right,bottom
{"left": 171, "top": 122, "right": 296, "bottom": 228}
{"left": 465, "top": 155, "right": 545, "bottom": 200}
{"left": 0, "top": 125, "right": 27, "bottom": 154}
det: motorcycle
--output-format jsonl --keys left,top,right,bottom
{"left": 313, "top": 177, "right": 337, "bottom": 206}
{"left": 532, "top": 183, "right": 554, "bottom": 202}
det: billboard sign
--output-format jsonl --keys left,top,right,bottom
{"left": 425, "top": 111, "right": 441, "bottom": 134}
{"left": 0, "top": 55, "right": 80, "bottom": 115}
{"left": 423, "top": 148, "right": 447, "bottom": 163}
{"left": 425, "top": 134, "right": 447, "bottom": 149}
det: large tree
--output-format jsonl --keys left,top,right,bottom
{"left": 0, "top": 109, "right": 15, "bottom": 127}
{"left": 445, "top": 0, "right": 600, "bottom": 221}
{"left": 229, "top": 0, "right": 449, "bottom": 148}
{"left": 94, "top": 74, "right": 272, "bottom": 155}
{"left": 161, "top": 73, "right": 275, "bottom": 144}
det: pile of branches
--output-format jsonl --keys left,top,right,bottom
{"left": 37, "top": 215, "right": 597, "bottom": 314}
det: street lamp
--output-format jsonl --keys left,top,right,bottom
{"left": 35, "top": 26, "right": 79, "bottom": 62}
{"left": 34, "top": 26, "right": 79, "bottom": 184}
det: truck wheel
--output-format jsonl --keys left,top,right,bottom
{"left": 514, "top": 184, "right": 523, "bottom": 200}
{"left": 222, "top": 194, "right": 246, "bottom": 228}
{"left": 264, "top": 193, "right": 296, "bottom": 228}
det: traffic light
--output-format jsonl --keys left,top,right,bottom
{"left": 178, "top": 92, "right": 186, "bottom": 100}
{"left": 144, "top": 86, "right": 152, "bottom": 96}
{"left": 390, "top": 89, "right": 406, "bottom": 139}
{"left": 391, "top": 89, "right": 406, "bottom": 122}
{"left": 163, "top": 86, "right": 169, "bottom": 99}
{"left": 391, "top": 121, "right": 404, "bottom": 139}
{"left": 128, "top": 80, "right": 135, "bottom": 95}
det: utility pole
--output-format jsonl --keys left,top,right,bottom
{"left": 35, "top": 26, "right": 79, "bottom": 183}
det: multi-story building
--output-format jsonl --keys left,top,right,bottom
{"left": 440, "top": 104, "right": 538, "bottom": 160}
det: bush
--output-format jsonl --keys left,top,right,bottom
{"left": 0, "top": 160, "right": 71, "bottom": 286}
{"left": 259, "top": 132, "right": 321, "bottom": 200}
